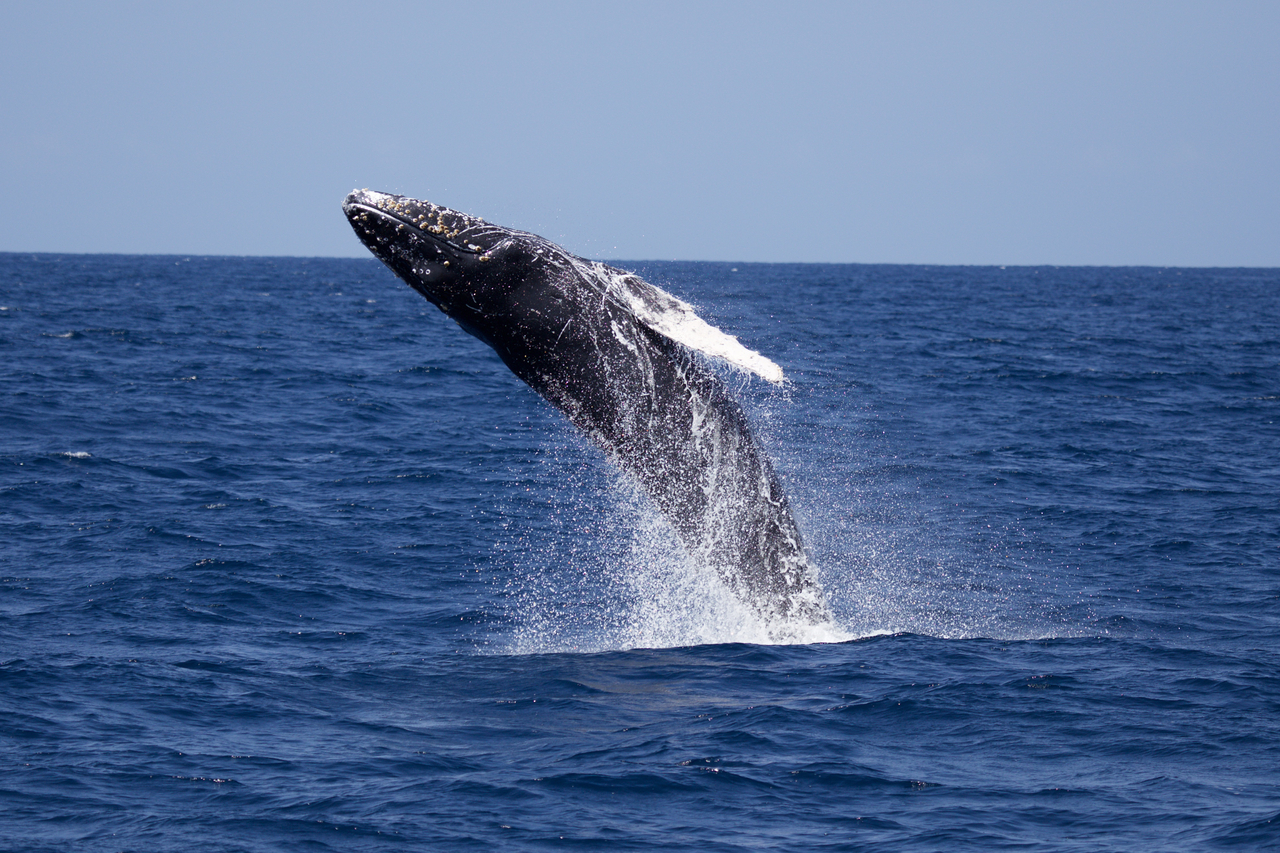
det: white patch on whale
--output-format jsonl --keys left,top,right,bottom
{"left": 571, "top": 258, "right": 787, "bottom": 385}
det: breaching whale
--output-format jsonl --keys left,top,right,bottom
{"left": 343, "top": 190, "right": 829, "bottom": 629}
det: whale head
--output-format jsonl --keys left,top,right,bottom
{"left": 342, "top": 189, "right": 544, "bottom": 318}
{"left": 343, "top": 189, "right": 787, "bottom": 384}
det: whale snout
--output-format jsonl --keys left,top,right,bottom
{"left": 342, "top": 189, "right": 498, "bottom": 313}
{"left": 342, "top": 189, "right": 497, "bottom": 251}
{"left": 342, "top": 188, "right": 381, "bottom": 211}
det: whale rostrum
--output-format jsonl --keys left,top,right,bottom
{"left": 343, "top": 190, "right": 830, "bottom": 631}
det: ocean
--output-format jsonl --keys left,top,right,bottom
{"left": 1, "top": 252, "right": 1277, "bottom": 851}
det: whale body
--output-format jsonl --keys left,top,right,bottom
{"left": 343, "top": 190, "right": 829, "bottom": 629}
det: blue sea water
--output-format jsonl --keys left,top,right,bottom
{"left": 2, "top": 252, "right": 1278, "bottom": 851}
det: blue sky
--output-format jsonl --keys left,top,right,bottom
{"left": 3, "top": 1, "right": 1277, "bottom": 265}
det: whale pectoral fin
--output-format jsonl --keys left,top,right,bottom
{"left": 605, "top": 269, "right": 786, "bottom": 385}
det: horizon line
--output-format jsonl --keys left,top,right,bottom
{"left": 2, "top": 249, "right": 1276, "bottom": 272}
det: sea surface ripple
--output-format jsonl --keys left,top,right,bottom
{"left": 2, "top": 253, "right": 1278, "bottom": 851}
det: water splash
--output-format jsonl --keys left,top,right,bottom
{"left": 501, "top": 469, "right": 849, "bottom": 654}
{"left": 493, "top": 372, "right": 1087, "bottom": 653}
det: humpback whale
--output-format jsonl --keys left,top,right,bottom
{"left": 343, "top": 190, "right": 829, "bottom": 629}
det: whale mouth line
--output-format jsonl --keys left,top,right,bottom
{"left": 344, "top": 201, "right": 482, "bottom": 254}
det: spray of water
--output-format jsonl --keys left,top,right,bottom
{"left": 502, "top": 463, "right": 850, "bottom": 654}
{"left": 763, "top": 373, "right": 1090, "bottom": 643}
{"left": 492, "top": 370, "right": 1085, "bottom": 653}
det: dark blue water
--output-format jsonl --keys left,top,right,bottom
{"left": 2, "top": 253, "right": 1278, "bottom": 851}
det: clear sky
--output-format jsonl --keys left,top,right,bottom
{"left": 3, "top": 1, "right": 1277, "bottom": 265}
